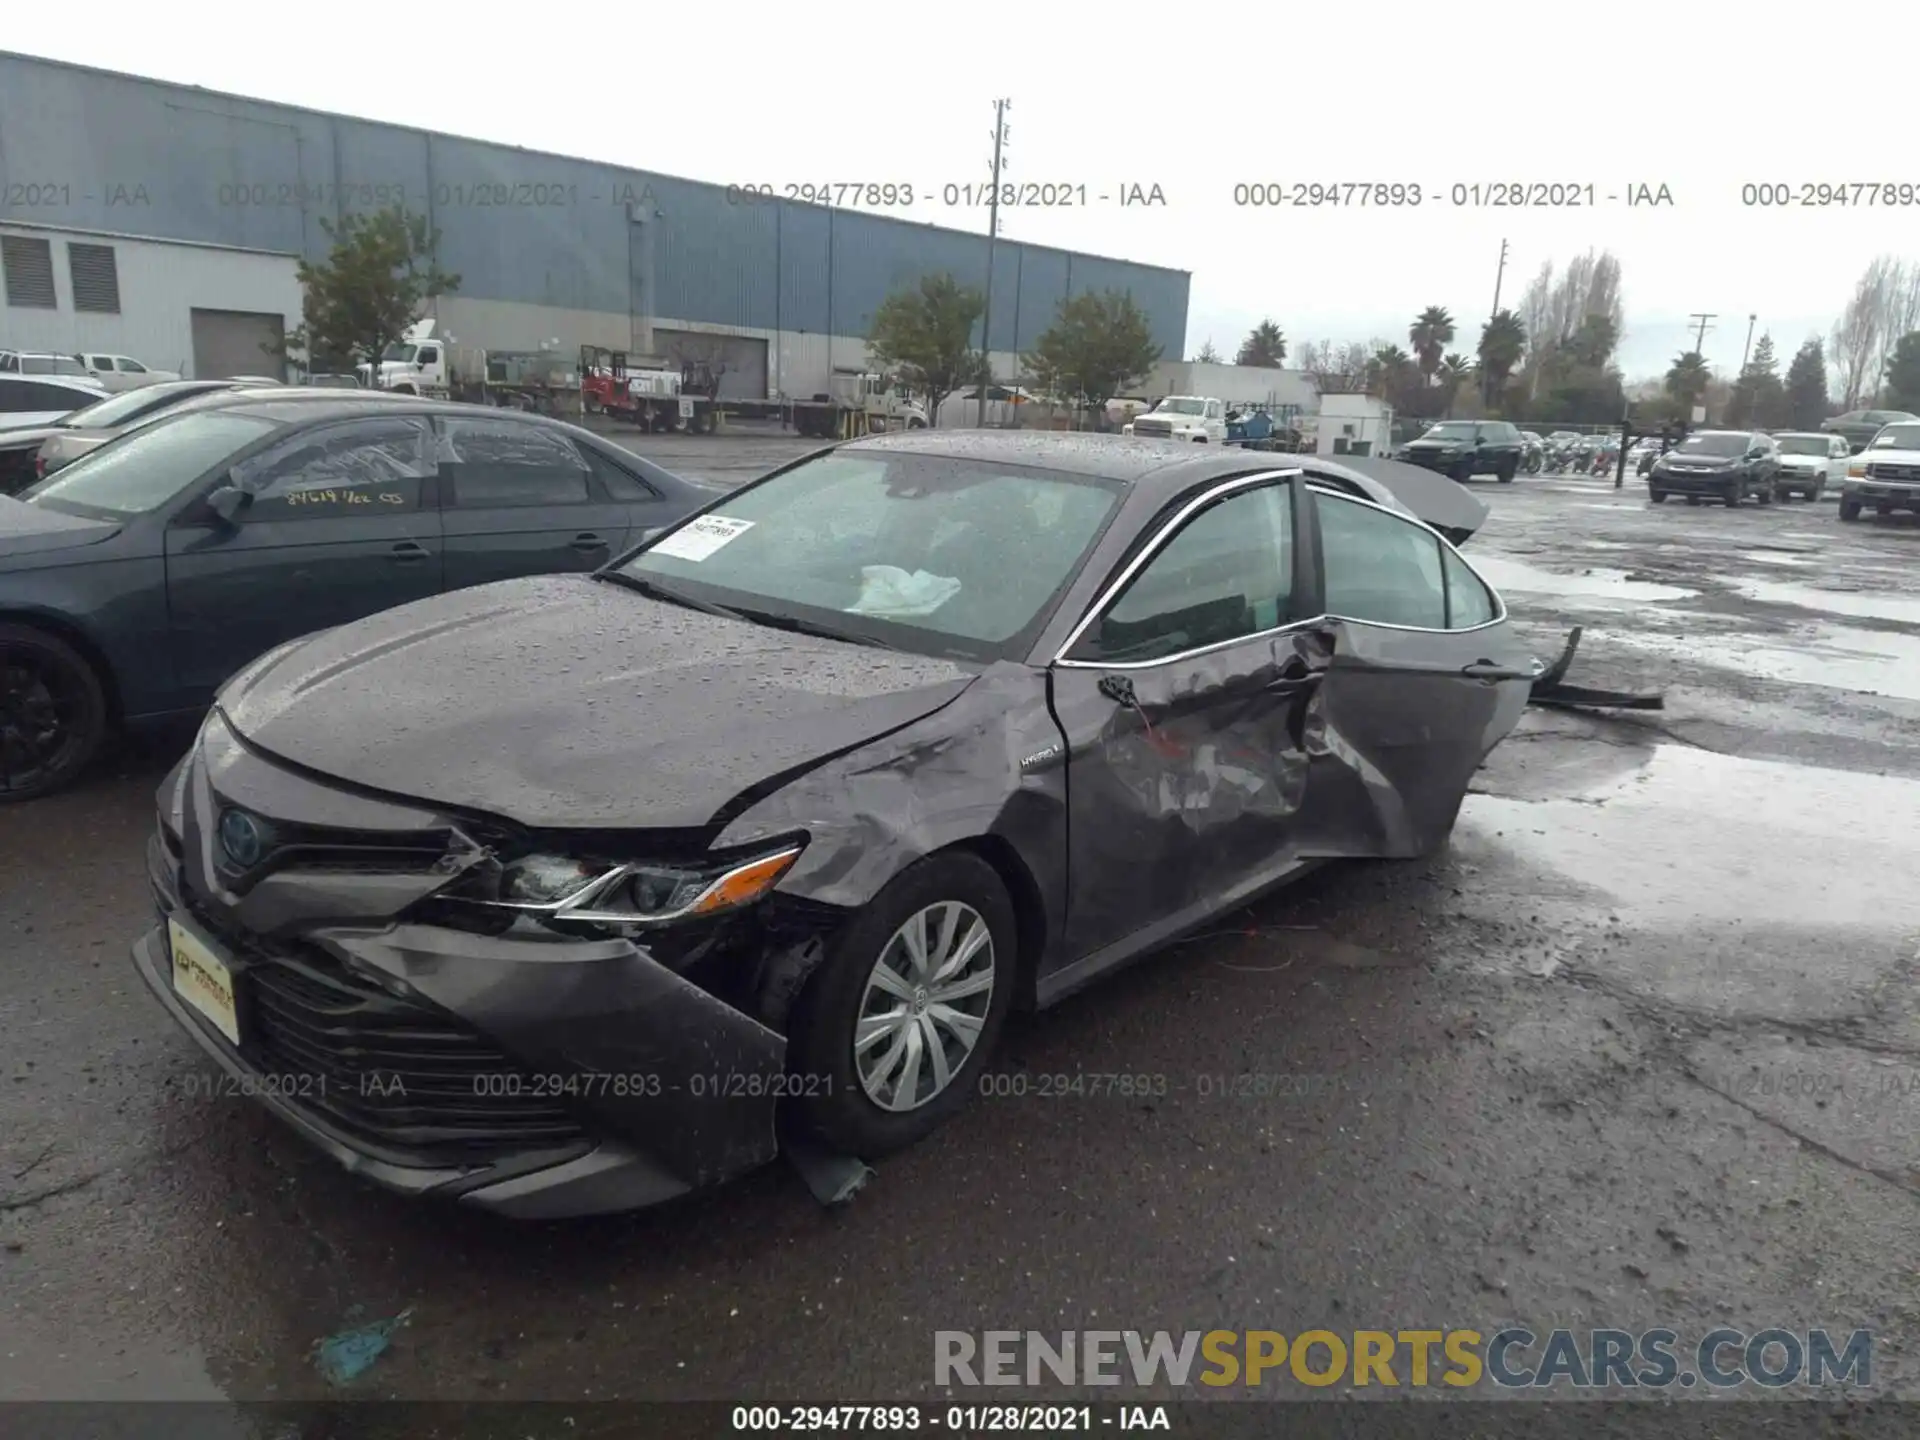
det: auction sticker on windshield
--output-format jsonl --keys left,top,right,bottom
{"left": 650, "top": 514, "right": 754, "bottom": 561}
{"left": 169, "top": 919, "right": 241, "bottom": 1046}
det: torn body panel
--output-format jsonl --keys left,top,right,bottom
{"left": 715, "top": 663, "right": 1069, "bottom": 1004}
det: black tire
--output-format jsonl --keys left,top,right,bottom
{"left": 1838, "top": 500, "right": 1861, "bottom": 522}
{"left": 1649, "top": 489, "right": 1668, "bottom": 504}
{"left": 1496, "top": 455, "right": 1518, "bottom": 483}
{"left": 1685, "top": 495, "right": 1701, "bottom": 506}
{"left": 1755, "top": 482, "right": 1774, "bottom": 506}
{"left": 786, "top": 852, "right": 1017, "bottom": 1158}
{"left": 1723, "top": 480, "right": 1743, "bottom": 507}
{"left": 1451, "top": 462, "right": 1471, "bottom": 484}
{"left": 0, "top": 623, "right": 110, "bottom": 802}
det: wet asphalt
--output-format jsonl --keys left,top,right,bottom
{"left": 2, "top": 438, "right": 1918, "bottom": 1409}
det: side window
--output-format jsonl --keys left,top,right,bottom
{"left": 581, "top": 445, "right": 661, "bottom": 501}
{"left": 1441, "top": 546, "right": 1497, "bottom": 629}
{"left": 437, "top": 417, "right": 592, "bottom": 508}
{"left": 231, "top": 416, "right": 436, "bottom": 520}
{"left": 415, "top": 346, "right": 439, "bottom": 366}
{"left": 1315, "top": 490, "right": 1448, "bottom": 629}
{"left": 0, "top": 385, "right": 27, "bottom": 413}
{"left": 25, "top": 383, "right": 87, "bottom": 410}
{"left": 117, "top": 358, "right": 147, "bottom": 373}
{"left": 1068, "top": 482, "right": 1293, "bottom": 664}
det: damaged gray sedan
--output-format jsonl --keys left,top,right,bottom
{"left": 134, "top": 432, "right": 1545, "bottom": 1217}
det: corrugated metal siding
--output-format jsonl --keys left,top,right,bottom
{"left": 68, "top": 242, "right": 121, "bottom": 312}
{"left": 0, "top": 52, "right": 1190, "bottom": 356}
{"left": 1, "top": 233, "right": 58, "bottom": 307}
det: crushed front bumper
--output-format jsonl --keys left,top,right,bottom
{"left": 133, "top": 726, "right": 790, "bottom": 1218}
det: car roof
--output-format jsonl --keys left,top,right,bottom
{"left": 158, "top": 391, "right": 634, "bottom": 447}
{"left": 0, "top": 371, "right": 104, "bottom": 390}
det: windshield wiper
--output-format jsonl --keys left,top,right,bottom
{"left": 598, "top": 571, "right": 750, "bottom": 621}
{"left": 728, "top": 606, "right": 900, "bottom": 651}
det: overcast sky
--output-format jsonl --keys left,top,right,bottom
{"left": 9, "top": 2, "right": 1916, "bottom": 380}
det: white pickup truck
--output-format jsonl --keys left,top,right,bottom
{"left": 1123, "top": 395, "right": 1228, "bottom": 443}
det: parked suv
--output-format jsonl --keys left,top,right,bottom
{"left": 1769, "top": 431, "right": 1851, "bottom": 501}
{"left": 1646, "top": 430, "right": 1780, "bottom": 507}
{"left": 1839, "top": 419, "right": 1920, "bottom": 522}
{"left": 1398, "top": 420, "right": 1526, "bottom": 483}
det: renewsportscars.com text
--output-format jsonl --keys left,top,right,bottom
{"left": 934, "top": 1328, "right": 1872, "bottom": 1390}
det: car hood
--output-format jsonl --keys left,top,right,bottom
{"left": 0, "top": 497, "right": 123, "bottom": 557}
{"left": 1859, "top": 446, "right": 1920, "bottom": 465}
{"left": 1311, "top": 452, "right": 1491, "bottom": 544}
{"left": 1404, "top": 436, "right": 1470, "bottom": 449}
{"left": 219, "top": 574, "right": 980, "bottom": 831}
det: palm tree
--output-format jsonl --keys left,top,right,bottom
{"left": 1367, "top": 344, "right": 1415, "bottom": 400}
{"left": 1476, "top": 310, "right": 1527, "bottom": 404}
{"left": 1237, "top": 320, "right": 1287, "bottom": 368}
{"left": 1409, "top": 306, "right": 1456, "bottom": 387}
{"left": 1436, "top": 352, "right": 1474, "bottom": 415}
{"left": 1664, "top": 350, "right": 1712, "bottom": 411}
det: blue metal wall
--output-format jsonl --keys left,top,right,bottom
{"left": 0, "top": 53, "right": 1191, "bottom": 356}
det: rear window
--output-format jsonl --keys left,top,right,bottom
{"left": 23, "top": 412, "right": 277, "bottom": 520}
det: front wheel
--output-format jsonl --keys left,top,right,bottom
{"left": 0, "top": 623, "right": 110, "bottom": 802}
{"left": 1838, "top": 499, "right": 1861, "bottom": 521}
{"left": 1496, "top": 456, "right": 1518, "bottom": 483}
{"left": 786, "top": 852, "right": 1016, "bottom": 1158}
{"left": 1649, "top": 489, "right": 1668, "bottom": 504}
{"left": 1723, "top": 480, "right": 1743, "bottom": 507}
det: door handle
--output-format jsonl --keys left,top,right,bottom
{"left": 1462, "top": 658, "right": 1542, "bottom": 681}
{"left": 388, "top": 540, "right": 430, "bottom": 563}
{"left": 571, "top": 532, "right": 609, "bottom": 552}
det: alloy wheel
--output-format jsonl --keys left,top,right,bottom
{"left": 854, "top": 901, "right": 996, "bottom": 1112}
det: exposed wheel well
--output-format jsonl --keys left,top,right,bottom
{"left": 0, "top": 611, "right": 123, "bottom": 727}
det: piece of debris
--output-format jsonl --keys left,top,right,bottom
{"left": 786, "top": 1137, "right": 874, "bottom": 1206}
{"left": 312, "top": 1307, "right": 413, "bottom": 1386}
{"left": 1622, "top": 1263, "right": 1649, "bottom": 1280}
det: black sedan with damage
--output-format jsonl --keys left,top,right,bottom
{"left": 134, "top": 432, "right": 1546, "bottom": 1217}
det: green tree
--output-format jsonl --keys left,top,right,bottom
{"left": 280, "top": 206, "right": 459, "bottom": 373}
{"left": 1366, "top": 344, "right": 1421, "bottom": 410}
{"left": 1409, "top": 305, "right": 1456, "bottom": 386}
{"left": 1436, "top": 352, "right": 1474, "bottom": 416}
{"left": 1195, "top": 340, "right": 1222, "bottom": 364}
{"left": 1236, "top": 319, "right": 1287, "bottom": 368}
{"left": 1023, "top": 290, "right": 1163, "bottom": 421}
{"left": 1566, "top": 313, "right": 1618, "bottom": 369}
{"left": 1664, "top": 350, "right": 1712, "bottom": 413}
{"left": 1726, "top": 333, "right": 1787, "bottom": 429}
{"left": 1882, "top": 331, "right": 1920, "bottom": 411}
{"left": 1783, "top": 338, "right": 1830, "bottom": 429}
{"left": 866, "top": 272, "right": 987, "bottom": 428}
{"left": 1476, "top": 310, "right": 1527, "bottom": 406}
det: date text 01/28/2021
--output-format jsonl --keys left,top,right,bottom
{"left": 1228, "top": 181, "right": 1675, "bottom": 208}
{"left": 724, "top": 182, "right": 1166, "bottom": 208}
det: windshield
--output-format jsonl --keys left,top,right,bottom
{"left": 1674, "top": 433, "right": 1748, "bottom": 457}
{"left": 1421, "top": 423, "right": 1477, "bottom": 440}
{"left": 619, "top": 451, "right": 1123, "bottom": 662}
{"left": 380, "top": 343, "right": 418, "bottom": 363}
{"left": 25, "top": 355, "right": 91, "bottom": 377}
{"left": 1155, "top": 399, "right": 1206, "bottom": 416}
{"left": 58, "top": 385, "right": 201, "bottom": 429}
{"left": 1777, "top": 436, "right": 1829, "bottom": 455}
{"left": 22, "top": 412, "right": 277, "bottom": 520}
{"left": 1871, "top": 424, "right": 1920, "bottom": 450}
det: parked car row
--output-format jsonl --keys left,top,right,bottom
{"left": 0, "top": 348, "right": 181, "bottom": 391}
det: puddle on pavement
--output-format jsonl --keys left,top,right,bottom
{"left": 1738, "top": 551, "right": 1818, "bottom": 567}
{"left": 1607, "top": 623, "right": 1920, "bottom": 702}
{"left": 1472, "top": 554, "right": 1698, "bottom": 603}
{"left": 0, "top": 1331, "right": 238, "bottom": 1407}
{"left": 1733, "top": 577, "right": 1920, "bottom": 626}
{"left": 1461, "top": 746, "right": 1920, "bottom": 930}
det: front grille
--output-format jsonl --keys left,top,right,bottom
{"left": 1866, "top": 462, "right": 1920, "bottom": 482}
{"left": 245, "top": 952, "right": 590, "bottom": 1163}
{"left": 185, "top": 899, "right": 588, "bottom": 1165}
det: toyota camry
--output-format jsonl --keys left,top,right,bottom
{"left": 134, "top": 431, "right": 1545, "bottom": 1217}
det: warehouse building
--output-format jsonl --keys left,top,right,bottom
{"left": 0, "top": 52, "right": 1191, "bottom": 400}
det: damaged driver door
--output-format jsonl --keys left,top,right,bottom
{"left": 1047, "top": 473, "right": 1324, "bottom": 965}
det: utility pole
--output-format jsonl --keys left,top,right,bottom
{"left": 1688, "top": 313, "right": 1715, "bottom": 355}
{"left": 1483, "top": 239, "right": 1509, "bottom": 405}
{"left": 1739, "top": 313, "right": 1757, "bottom": 371}
{"left": 976, "top": 98, "right": 1011, "bottom": 429}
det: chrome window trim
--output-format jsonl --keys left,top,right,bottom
{"left": 1049, "top": 469, "right": 1303, "bottom": 666}
{"left": 1051, "top": 477, "right": 1507, "bottom": 673}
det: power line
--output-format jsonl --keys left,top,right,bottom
{"left": 1688, "top": 313, "right": 1716, "bottom": 355}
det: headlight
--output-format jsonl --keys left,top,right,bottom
{"left": 468, "top": 843, "right": 804, "bottom": 929}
